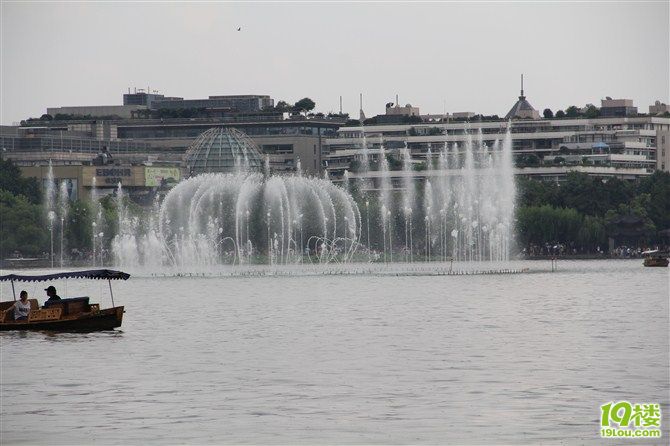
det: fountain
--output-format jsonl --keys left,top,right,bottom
{"left": 345, "top": 123, "right": 516, "bottom": 263}
{"left": 98, "top": 125, "right": 516, "bottom": 273}
{"left": 108, "top": 172, "right": 360, "bottom": 268}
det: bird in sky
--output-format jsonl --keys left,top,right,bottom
{"left": 237, "top": 27, "right": 241, "bottom": 31}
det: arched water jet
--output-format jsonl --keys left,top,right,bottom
{"left": 117, "top": 172, "right": 362, "bottom": 268}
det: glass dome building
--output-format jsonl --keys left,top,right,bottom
{"left": 184, "top": 127, "right": 264, "bottom": 175}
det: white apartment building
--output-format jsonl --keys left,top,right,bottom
{"left": 323, "top": 116, "right": 670, "bottom": 184}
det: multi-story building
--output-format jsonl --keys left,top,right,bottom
{"left": 10, "top": 88, "right": 670, "bottom": 193}
{"left": 323, "top": 115, "right": 670, "bottom": 185}
{"left": 123, "top": 91, "right": 171, "bottom": 108}
{"left": 151, "top": 95, "right": 274, "bottom": 113}
{"left": 111, "top": 117, "right": 342, "bottom": 175}
{"left": 0, "top": 125, "right": 181, "bottom": 201}
{"left": 46, "top": 105, "right": 147, "bottom": 120}
{"left": 121, "top": 90, "right": 273, "bottom": 113}
{"left": 16, "top": 91, "right": 340, "bottom": 176}
{"left": 10, "top": 115, "right": 343, "bottom": 178}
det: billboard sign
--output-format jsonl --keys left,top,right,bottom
{"left": 145, "top": 167, "right": 181, "bottom": 187}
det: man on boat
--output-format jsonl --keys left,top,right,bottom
{"left": 45, "top": 286, "right": 61, "bottom": 302}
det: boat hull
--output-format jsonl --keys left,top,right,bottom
{"left": 644, "top": 258, "right": 669, "bottom": 267}
{"left": 0, "top": 306, "right": 124, "bottom": 332}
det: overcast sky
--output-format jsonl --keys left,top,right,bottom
{"left": 1, "top": 1, "right": 668, "bottom": 125}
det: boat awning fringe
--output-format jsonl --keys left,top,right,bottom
{"left": 0, "top": 269, "right": 130, "bottom": 282}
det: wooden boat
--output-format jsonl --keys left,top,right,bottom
{"left": 0, "top": 269, "right": 129, "bottom": 332}
{"left": 642, "top": 250, "right": 669, "bottom": 267}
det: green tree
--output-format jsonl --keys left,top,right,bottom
{"left": 577, "top": 215, "right": 606, "bottom": 251}
{"left": 521, "top": 154, "right": 540, "bottom": 166}
{"left": 275, "top": 100, "right": 291, "bottom": 112}
{"left": 0, "top": 190, "right": 48, "bottom": 257}
{"left": 543, "top": 108, "right": 554, "bottom": 119}
{"left": 584, "top": 104, "right": 600, "bottom": 119}
{"left": 349, "top": 160, "right": 362, "bottom": 173}
{"left": 561, "top": 172, "right": 605, "bottom": 216}
{"left": 604, "top": 194, "right": 657, "bottom": 242}
{"left": 0, "top": 158, "right": 41, "bottom": 204}
{"left": 293, "top": 98, "right": 316, "bottom": 114}
{"left": 565, "top": 106, "right": 580, "bottom": 118}
{"left": 602, "top": 177, "right": 635, "bottom": 210}
{"left": 517, "top": 177, "right": 561, "bottom": 208}
{"left": 65, "top": 200, "right": 93, "bottom": 251}
{"left": 637, "top": 171, "right": 670, "bottom": 230}
{"left": 555, "top": 110, "right": 566, "bottom": 118}
{"left": 516, "top": 205, "right": 582, "bottom": 247}
{"left": 386, "top": 152, "right": 402, "bottom": 170}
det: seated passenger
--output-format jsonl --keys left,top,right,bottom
{"left": 4, "top": 291, "right": 31, "bottom": 320}
{"left": 45, "top": 285, "right": 61, "bottom": 302}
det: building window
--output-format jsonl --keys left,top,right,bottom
{"left": 262, "top": 144, "right": 293, "bottom": 154}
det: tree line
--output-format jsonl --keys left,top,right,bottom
{"left": 516, "top": 172, "right": 670, "bottom": 253}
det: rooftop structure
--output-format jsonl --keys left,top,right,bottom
{"left": 600, "top": 97, "right": 637, "bottom": 117}
{"left": 151, "top": 95, "right": 273, "bottom": 113}
{"left": 505, "top": 75, "right": 540, "bottom": 120}
{"left": 123, "top": 90, "right": 168, "bottom": 108}
{"left": 385, "top": 101, "right": 420, "bottom": 117}
{"left": 649, "top": 100, "right": 670, "bottom": 116}
{"left": 46, "top": 105, "right": 147, "bottom": 120}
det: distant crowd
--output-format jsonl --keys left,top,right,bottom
{"left": 522, "top": 243, "right": 668, "bottom": 258}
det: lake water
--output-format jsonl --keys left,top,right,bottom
{"left": 1, "top": 260, "right": 668, "bottom": 444}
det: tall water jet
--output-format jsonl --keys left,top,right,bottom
{"left": 45, "top": 161, "right": 56, "bottom": 267}
{"left": 112, "top": 182, "right": 140, "bottom": 267}
{"left": 423, "top": 180, "right": 435, "bottom": 261}
{"left": 90, "top": 177, "right": 106, "bottom": 266}
{"left": 343, "top": 170, "right": 351, "bottom": 195}
{"left": 45, "top": 160, "right": 56, "bottom": 218}
{"left": 401, "top": 148, "right": 415, "bottom": 262}
{"left": 378, "top": 144, "right": 392, "bottom": 262}
{"left": 355, "top": 125, "right": 371, "bottom": 194}
{"left": 499, "top": 123, "right": 516, "bottom": 260}
{"left": 58, "top": 180, "right": 69, "bottom": 267}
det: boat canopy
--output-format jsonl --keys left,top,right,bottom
{"left": 0, "top": 269, "right": 130, "bottom": 282}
